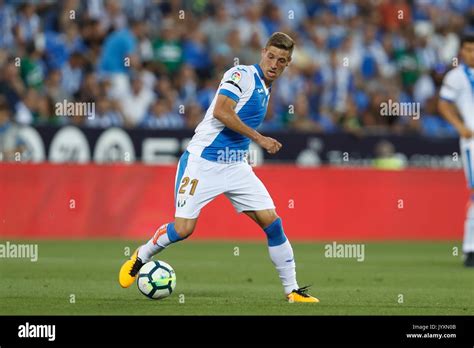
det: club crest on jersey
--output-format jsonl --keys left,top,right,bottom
{"left": 231, "top": 71, "right": 241, "bottom": 83}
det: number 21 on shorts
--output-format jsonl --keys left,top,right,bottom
{"left": 179, "top": 177, "right": 199, "bottom": 196}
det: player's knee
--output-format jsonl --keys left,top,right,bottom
{"left": 174, "top": 220, "right": 195, "bottom": 239}
{"left": 262, "top": 216, "right": 287, "bottom": 247}
{"left": 260, "top": 211, "right": 279, "bottom": 229}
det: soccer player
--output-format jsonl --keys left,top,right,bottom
{"left": 438, "top": 32, "right": 474, "bottom": 267}
{"left": 119, "top": 32, "right": 319, "bottom": 302}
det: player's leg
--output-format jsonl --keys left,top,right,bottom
{"left": 464, "top": 193, "right": 474, "bottom": 267}
{"left": 119, "top": 151, "right": 225, "bottom": 287}
{"left": 460, "top": 139, "right": 474, "bottom": 267}
{"left": 225, "top": 162, "right": 318, "bottom": 302}
{"left": 243, "top": 209, "right": 298, "bottom": 292}
{"left": 119, "top": 218, "right": 198, "bottom": 288}
{"left": 243, "top": 209, "right": 318, "bottom": 303}
{"left": 137, "top": 217, "right": 197, "bottom": 261}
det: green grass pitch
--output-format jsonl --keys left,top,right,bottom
{"left": 0, "top": 240, "right": 472, "bottom": 315}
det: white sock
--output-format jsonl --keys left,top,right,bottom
{"left": 268, "top": 240, "right": 299, "bottom": 295}
{"left": 138, "top": 224, "right": 172, "bottom": 262}
{"left": 464, "top": 203, "right": 474, "bottom": 253}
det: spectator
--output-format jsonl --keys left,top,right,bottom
{"left": 320, "top": 50, "right": 354, "bottom": 114}
{"left": 61, "top": 52, "right": 85, "bottom": 96}
{"left": 152, "top": 19, "right": 183, "bottom": 75}
{"left": 286, "top": 94, "right": 322, "bottom": 133}
{"left": 240, "top": 31, "right": 265, "bottom": 65}
{"left": 141, "top": 98, "right": 184, "bottom": 129}
{"left": 214, "top": 28, "right": 245, "bottom": 70}
{"left": 34, "top": 95, "right": 65, "bottom": 127}
{"left": 0, "top": 0, "right": 471, "bottom": 137}
{"left": 199, "top": 4, "right": 233, "bottom": 56}
{"left": 276, "top": 0, "right": 308, "bottom": 31}
{"left": 378, "top": 0, "right": 412, "bottom": 32}
{"left": 373, "top": 140, "right": 407, "bottom": 170}
{"left": 394, "top": 32, "right": 421, "bottom": 89}
{"left": 0, "top": 0, "right": 16, "bottom": 49}
{"left": 0, "top": 57, "right": 26, "bottom": 112}
{"left": 44, "top": 69, "right": 71, "bottom": 104}
{"left": 337, "top": 97, "right": 363, "bottom": 136}
{"left": 421, "top": 96, "right": 457, "bottom": 137}
{"left": 306, "top": 32, "right": 330, "bottom": 68}
{"left": 85, "top": 96, "right": 123, "bottom": 128}
{"left": 196, "top": 77, "right": 218, "bottom": 112}
{"left": 76, "top": 71, "right": 100, "bottom": 104}
{"left": 14, "top": 3, "right": 41, "bottom": 47}
{"left": 80, "top": 18, "right": 106, "bottom": 51}
{"left": 14, "top": 88, "right": 37, "bottom": 125}
{"left": 44, "top": 22, "right": 86, "bottom": 70}
{"left": 360, "top": 24, "right": 396, "bottom": 79}
{"left": 236, "top": 4, "right": 267, "bottom": 47}
{"left": 122, "top": 0, "right": 153, "bottom": 22}
{"left": 261, "top": 3, "right": 283, "bottom": 37}
{"left": 98, "top": 19, "right": 146, "bottom": 97}
{"left": 120, "top": 74, "right": 155, "bottom": 127}
{"left": 183, "top": 30, "right": 212, "bottom": 79}
{"left": 432, "top": 23, "right": 461, "bottom": 65}
{"left": 183, "top": 102, "right": 203, "bottom": 129}
{"left": 98, "top": 0, "right": 128, "bottom": 33}
{"left": 0, "top": 96, "right": 26, "bottom": 162}
{"left": 415, "top": 32, "right": 438, "bottom": 71}
{"left": 20, "top": 42, "right": 45, "bottom": 90}
{"left": 175, "top": 64, "right": 198, "bottom": 106}
{"left": 273, "top": 65, "right": 305, "bottom": 116}
{"left": 259, "top": 98, "right": 283, "bottom": 132}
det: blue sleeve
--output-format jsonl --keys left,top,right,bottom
{"left": 218, "top": 89, "right": 240, "bottom": 103}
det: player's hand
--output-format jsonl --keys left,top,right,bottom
{"left": 459, "top": 126, "right": 473, "bottom": 139}
{"left": 257, "top": 136, "right": 282, "bottom": 154}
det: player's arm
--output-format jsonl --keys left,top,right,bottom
{"left": 213, "top": 94, "right": 282, "bottom": 154}
{"left": 438, "top": 99, "right": 472, "bottom": 138}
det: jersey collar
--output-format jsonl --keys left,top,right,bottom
{"left": 254, "top": 64, "right": 272, "bottom": 91}
{"left": 462, "top": 63, "right": 474, "bottom": 95}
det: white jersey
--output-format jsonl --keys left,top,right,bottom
{"left": 439, "top": 64, "right": 474, "bottom": 130}
{"left": 187, "top": 64, "right": 271, "bottom": 162}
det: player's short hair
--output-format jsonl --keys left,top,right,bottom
{"left": 461, "top": 32, "right": 474, "bottom": 47}
{"left": 265, "top": 32, "right": 295, "bottom": 56}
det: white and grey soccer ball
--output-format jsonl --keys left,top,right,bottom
{"left": 137, "top": 260, "right": 176, "bottom": 300}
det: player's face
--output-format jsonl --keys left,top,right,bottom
{"left": 461, "top": 42, "right": 474, "bottom": 67}
{"left": 260, "top": 46, "right": 291, "bottom": 82}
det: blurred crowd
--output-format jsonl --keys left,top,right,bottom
{"left": 1, "top": 0, "right": 474, "bottom": 137}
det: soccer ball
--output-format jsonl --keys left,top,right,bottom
{"left": 137, "top": 260, "right": 176, "bottom": 300}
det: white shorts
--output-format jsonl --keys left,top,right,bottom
{"left": 460, "top": 138, "right": 474, "bottom": 189}
{"left": 174, "top": 151, "right": 275, "bottom": 219}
